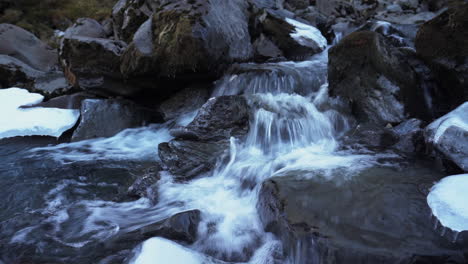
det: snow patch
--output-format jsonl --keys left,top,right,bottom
{"left": 0, "top": 88, "right": 80, "bottom": 139}
{"left": 285, "top": 18, "right": 327, "bottom": 50}
{"left": 427, "top": 174, "right": 468, "bottom": 232}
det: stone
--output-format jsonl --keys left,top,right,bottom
{"left": 127, "top": 165, "right": 161, "bottom": 203}
{"left": 0, "top": 24, "right": 58, "bottom": 72}
{"left": 328, "top": 31, "right": 431, "bottom": 125}
{"left": 71, "top": 99, "right": 159, "bottom": 142}
{"left": 158, "top": 84, "right": 210, "bottom": 121}
{"left": 64, "top": 18, "right": 107, "bottom": 39}
{"left": 258, "top": 166, "right": 468, "bottom": 263}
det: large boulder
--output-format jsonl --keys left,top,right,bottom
{"left": 425, "top": 102, "right": 468, "bottom": 172}
{"left": 0, "top": 24, "right": 58, "bottom": 72}
{"left": 63, "top": 18, "right": 107, "bottom": 39}
{"left": 253, "top": 11, "right": 327, "bottom": 60}
{"left": 120, "top": 0, "right": 253, "bottom": 80}
{"left": 415, "top": 2, "right": 468, "bottom": 115}
{"left": 258, "top": 166, "right": 468, "bottom": 263}
{"left": 71, "top": 99, "right": 160, "bottom": 142}
{"left": 159, "top": 96, "right": 250, "bottom": 180}
{"left": 328, "top": 31, "right": 431, "bottom": 125}
{"left": 111, "top": 0, "right": 155, "bottom": 42}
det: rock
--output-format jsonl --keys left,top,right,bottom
{"left": 328, "top": 31, "right": 431, "bottom": 125}
{"left": 340, "top": 123, "right": 399, "bottom": 152}
{"left": 392, "top": 118, "right": 425, "bottom": 154}
{"left": 111, "top": 0, "right": 153, "bottom": 42}
{"left": 158, "top": 84, "right": 210, "bottom": 122}
{"left": 0, "top": 24, "right": 58, "bottom": 72}
{"left": 284, "top": 0, "right": 312, "bottom": 10}
{"left": 0, "top": 55, "right": 71, "bottom": 97}
{"left": 158, "top": 140, "right": 229, "bottom": 181}
{"left": 252, "top": 34, "right": 284, "bottom": 61}
{"left": 386, "top": 4, "right": 403, "bottom": 13}
{"left": 258, "top": 166, "right": 468, "bottom": 264}
{"left": 255, "top": 11, "right": 327, "bottom": 60}
{"left": 137, "top": 210, "right": 201, "bottom": 243}
{"left": 425, "top": 102, "right": 468, "bottom": 172}
{"left": 415, "top": 2, "right": 468, "bottom": 114}
{"left": 71, "top": 99, "right": 159, "bottom": 142}
{"left": 397, "top": 0, "right": 419, "bottom": 10}
{"left": 64, "top": 18, "right": 107, "bottom": 39}
{"left": 357, "top": 20, "right": 419, "bottom": 48}
{"left": 170, "top": 96, "right": 250, "bottom": 141}
{"left": 120, "top": 0, "right": 253, "bottom": 80}
{"left": 127, "top": 165, "right": 161, "bottom": 203}
{"left": 20, "top": 92, "right": 97, "bottom": 110}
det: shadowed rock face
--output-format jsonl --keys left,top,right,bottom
{"left": 415, "top": 2, "right": 468, "bottom": 115}
{"left": 258, "top": 165, "right": 468, "bottom": 264}
{"left": 328, "top": 31, "right": 431, "bottom": 125}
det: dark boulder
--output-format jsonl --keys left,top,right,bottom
{"left": 159, "top": 95, "right": 250, "bottom": 181}
{"left": 111, "top": 0, "right": 154, "bottom": 42}
{"left": 71, "top": 98, "right": 160, "bottom": 142}
{"left": 158, "top": 84, "right": 210, "bottom": 122}
{"left": 120, "top": 0, "right": 253, "bottom": 80}
{"left": 158, "top": 140, "right": 228, "bottom": 181}
{"left": 20, "top": 92, "right": 97, "bottom": 110}
{"left": 340, "top": 123, "right": 399, "bottom": 152}
{"left": 0, "top": 24, "right": 58, "bottom": 72}
{"left": 64, "top": 18, "right": 107, "bottom": 39}
{"left": 127, "top": 165, "right": 161, "bottom": 203}
{"left": 425, "top": 102, "right": 468, "bottom": 173}
{"left": 258, "top": 165, "right": 468, "bottom": 264}
{"left": 254, "top": 10, "right": 327, "bottom": 60}
{"left": 0, "top": 55, "right": 71, "bottom": 97}
{"left": 392, "top": 118, "right": 425, "bottom": 154}
{"left": 415, "top": 2, "right": 468, "bottom": 115}
{"left": 170, "top": 96, "right": 250, "bottom": 141}
{"left": 328, "top": 31, "right": 431, "bottom": 125}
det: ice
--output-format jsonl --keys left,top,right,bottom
{"left": 427, "top": 173, "right": 468, "bottom": 232}
{"left": 285, "top": 18, "right": 327, "bottom": 51}
{"left": 0, "top": 88, "right": 80, "bottom": 139}
{"left": 131, "top": 238, "right": 212, "bottom": 264}
{"left": 426, "top": 102, "right": 468, "bottom": 143}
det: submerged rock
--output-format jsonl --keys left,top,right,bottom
{"left": 127, "top": 165, "right": 161, "bottom": 203}
{"left": 328, "top": 31, "right": 431, "bottom": 125}
{"left": 425, "top": 102, "right": 468, "bottom": 172}
{"left": 71, "top": 99, "right": 160, "bottom": 142}
{"left": 258, "top": 166, "right": 468, "bottom": 264}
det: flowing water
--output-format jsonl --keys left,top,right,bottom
{"left": 0, "top": 50, "right": 461, "bottom": 263}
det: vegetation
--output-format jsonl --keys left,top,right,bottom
{"left": 0, "top": 0, "right": 116, "bottom": 41}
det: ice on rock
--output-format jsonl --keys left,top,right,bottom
{"left": 285, "top": 18, "right": 327, "bottom": 51}
{"left": 426, "top": 102, "right": 468, "bottom": 144}
{"left": 427, "top": 174, "right": 468, "bottom": 232}
{"left": 0, "top": 88, "right": 80, "bottom": 139}
{"left": 131, "top": 237, "right": 215, "bottom": 264}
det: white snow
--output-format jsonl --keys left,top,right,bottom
{"left": 285, "top": 18, "right": 327, "bottom": 50}
{"left": 427, "top": 174, "right": 468, "bottom": 232}
{"left": 0, "top": 88, "right": 80, "bottom": 139}
{"left": 131, "top": 238, "right": 209, "bottom": 264}
{"left": 426, "top": 102, "right": 468, "bottom": 144}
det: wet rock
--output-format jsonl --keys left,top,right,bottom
{"left": 357, "top": 20, "right": 419, "bottom": 48}
{"left": 170, "top": 96, "right": 250, "bottom": 141}
{"left": 120, "top": 0, "right": 253, "bottom": 80}
{"left": 158, "top": 140, "right": 229, "bottom": 181}
{"left": 71, "top": 99, "right": 160, "bottom": 142}
{"left": 137, "top": 210, "right": 201, "bottom": 243}
{"left": 415, "top": 2, "right": 468, "bottom": 114}
{"left": 158, "top": 84, "right": 210, "bottom": 121}
{"left": 127, "top": 165, "right": 161, "bottom": 203}
{"left": 0, "top": 23, "right": 58, "bottom": 72}
{"left": 255, "top": 11, "right": 327, "bottom": 60}
{"left": 425, "top": 102, "right": 468, "bottom": 172}
{"left": 64, "top": 18, "right": 107, "bottom": 39}
{"left": 328, "top": 31, "right": 431, "bottom": 125}
{"left": 392, "top": 118, "right": 425, "bottom": 154}
{"left": 253, "top": 34, "right": 284, "bottom": 61}
{"left": 340, "top": 123, "right": 399, "bottom": 152}
{"left": 20, "top": 92, "right": 97, "bottom": 110}
{"left": 258, "top": 166, "right": 468, "bottom": 264}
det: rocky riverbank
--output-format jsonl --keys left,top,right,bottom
{"left": 0, "top": 0, "right": 467, "bottom": 263}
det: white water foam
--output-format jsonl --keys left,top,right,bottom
{"left": 0, "top": 88, "right": 80, "bottom": 139}
{"left": 285, "top": 18, "right": 327, "bottom": 51}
